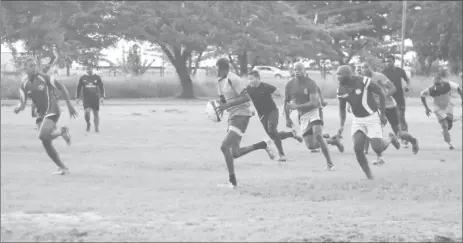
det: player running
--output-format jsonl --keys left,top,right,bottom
{"left": 336, "top": 65, "right": 400, "bottom": 179}
{"left": 284, "top": 62, "right": 337, "bottom": 171}
{"left": 214, "top": 58, "right": 277, "bottom": 188}
{"left": 420, "top": 68, "right": 462, "bottom": 150}
{"left": 361, "top": 62, "right": 419, "bottom": 164}
{"left": 14, "top": 58, "right": 78, "bottom": 175}
{"left": 246, "top": 70, "right": 303, "bottom": 162}
{"left": 76, "top": 66, "right": 105, "bottom": 133}
{"left": 382, "top": 55, "right": 411, "bottom": 148}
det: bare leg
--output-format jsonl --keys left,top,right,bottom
{"left": 353, "top": 131, "right": 373, "bottom": 179}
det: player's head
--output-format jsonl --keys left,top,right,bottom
{"left": 216, "top": 58, "right": 229, "bottom": 78}
{"left": 23, "top": 58, "right": 38, "bottom": 77}
{"left": 385, "top": 55, "right": 395, "bottom": 69}
{"left": 86, "top": 65, "right": 94, "bottom": 75}
{"left": 248, "top": 70, "right": 261, "bottom": 87}
{"left": 293, "top": 62, "right": 305, "bottom": 77}
{"left": 336, "top": 65, "right": 353, "bottom": 85}
{"left": 361, "top": 62, "right": 373, "bottom": 77}
{"left": 434, "top": 66, "right": 448, "bottom": 85}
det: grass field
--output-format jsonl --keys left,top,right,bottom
{"left": 1, "top": 98, "right": 462, "bottom": 242}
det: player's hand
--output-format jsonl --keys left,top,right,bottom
{"left": 404, "top": 85, "right": 410, "bottom": 92}
{"left": 347, "top": 105, "right": 352, "bottom": 113}
{"left": 286, "top": 103, "right": 298, "bottom": 111}
{"left": 321, "top": 101, "right": 328, "bottom": 107}
{"left": 100, "top": 97, "right": 104, "bottom": 104}
{"left": 380, "top": 115, "right": 387, "bottom": 126}
{"left": 337, "top": 127, "right": 344, "bottom": 137}
{"left": 285, "top": 118, "right": 293, "bottom": 128}
{"left": 68, "top": 105, "right": 78, "bottom": 119}
{"left": 75, "top": 98, "right": 80, "bottom": 105}
{"left": 425, "top": 108, "right": 432, "bottom": 117}
{"left": 13, "top": 106, "right": 22, "bottom": 114}
{"left": 31, "top": 109, "right": 37, "bottom": 118}
{"left": 215, "top": 103, "right": 226, "bottom": 114}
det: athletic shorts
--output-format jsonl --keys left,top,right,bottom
{"left": 83, "top": 98, "right": 100, "bottom": 111}
{"left": 259, "top": 109, "right": 279, "bottom": 135}
{"left": 227, "top": 115, "right": 251, "bottom": 137}
{"left": 36, "top": 113, "right": 60, "bottom": 125}
{"left": 434, "top": 103, "right": 453, "bottom": 121}
{"left": 351, "top": 112, "right": 383, "bottom": 139}
{"left": 290, "top": 108, "right": 323, "bottom": 137}
{"left": 385, "top": 107, "right": 399, "bottom": 128}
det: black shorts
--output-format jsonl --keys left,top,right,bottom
{"left": 385, "top": 107, "right": 399, "bottom": 128}
{"left": 36, "top": 113, "right": 60, "bottom": 125}
{"left": 83, "top": 98, "right": 100, "bottom": 111}
{"left": 259, "top": 109, "right": 279, "bottom": 135}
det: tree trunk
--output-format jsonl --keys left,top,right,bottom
{"left": 192, "top": 50, "right": 203, "bottom": 76}
{"left": 228, "top": 54, "right": 240, "bottom": 75}
{"left": 238, "top": 50, "right": 248, "bottom": 76}
{"left": 160, "top": 44, "right": 196, "bottom": 99}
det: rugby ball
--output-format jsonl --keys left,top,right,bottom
{"left": 206, "top": 100, "right": 223, "bottom": 122}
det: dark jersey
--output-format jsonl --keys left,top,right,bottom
{"left": 246, "top": 82, "right": 277, "bottom": 116}
{"left": 381, "top": 67, "right": 409, "bottom": 107}
{"left": 337, "top": 76, "right": 378, "bottom": 118}
{"left": 285, "top": 76, "right": 319, "bottom": 116}
{"left": 76, "top": 74, "right": 105, "bottom": 101}
{"left": 19, "top": 73, "right": 60, "bottom": 117}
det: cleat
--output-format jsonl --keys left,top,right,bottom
{"left": 389, "top": 132, "right": 401, "bottom": 150}
{"left": 372, "top": 157, "right": 386, "bottom": 166}
{"left": 217, "top": 182, "right": 236, "bottom": 189}
{"left": 277, "top": 154, "right": 287, "bottom": 162}
{"left": 325, "top": 164, "right": 335, "bottom": 171}
{"left": 52, "top": 168, "right": 69, "bottom": 175}
{"left": 61, "top": 127, "right": 72, "bottom": 146}
{"left": 292, "top": 130, "right": 303, "bottom": 143}
{"left": 449, "top": 144, "right": 455, "bottom": 150}
{"left": 411, "top": 139, "right": 419, "bottom": 154}
{"left": 310, "top": 148, "right": 320, "bottom": 153}
{"left": 86, "top": 123, "right": 91, "bottom": 132}
{"left": 327, "top": 135, "right": 344, "bottom": 153}
{"left": 264, "top": 139, "right": 277, "bottom": 160}
{"left": 403, "top": 140, "right": 409, "bottom": 148}
{"left": 323, "top": 133, "right": 330, "bottom": 139}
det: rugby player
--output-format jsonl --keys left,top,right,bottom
{"left": 336, "top": 65, "right": 400, "bottom": 179}
{"left": 246, "top": 70, "right": 303, "bottom": 162}
{"left": 420, "top": 68, "right": 462, "bottom": 150}
{"left": 284, "top": 62, "right": 336, "bottom": 171}
{"left": 361, "top": 62, "right": 419, "bottom": 164}
{"left": 14, "top": 58, "right": 78, "bottom": 175}
{"left": 214, "top": 58, "right": 277, "bottom": 188}
{"left": 382, "top": 55, "right": 411, "bottom": 147}
{"left": 76, "top": 66, "right": 105, "bottom": 133}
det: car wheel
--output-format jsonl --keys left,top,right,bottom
{"left": 275, "top": 74, "right": 282, "bottom": 79}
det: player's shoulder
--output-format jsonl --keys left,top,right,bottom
{"left": 37, "top": 73, "right": 50, "bottom": 81}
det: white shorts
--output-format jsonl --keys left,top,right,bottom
{"left": 351, "top": 112, "right": 383, "bottom": 139}
{"left": 290, "top": 109, "right": 322, "bottom": 136}
{"left": 434, "top": 103, "right": 453, "bottom": 121}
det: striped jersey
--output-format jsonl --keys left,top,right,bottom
{"left": 217, "top": 72, "right": 252, "bottom": 118}
{"left": 337, "top": 75, "right": 378, "bottom": 117}
{"left": 19, "top": 73, "right": 60, "bottom": 117}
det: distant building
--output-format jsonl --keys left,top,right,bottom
{"left": 1, "top": 51, "right": 16, "bottom": 72}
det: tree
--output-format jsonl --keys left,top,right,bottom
{"left": 291, "top": 1, "right": 400, "bottom": 65}
{"left": 403, "top": 1, "right": 463, "bottom": 75}
{"left": 109, "top": 1, "right": 218, "bottom": 98}
{"left": 210, "top": 1, "right": 332, "bottom": 76}
{"left": 1, "top": 1, "right": 119, "bottom": 74}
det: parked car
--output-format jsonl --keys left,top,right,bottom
{"left": 252, "top": 66, "right": 291, "bottom": 80}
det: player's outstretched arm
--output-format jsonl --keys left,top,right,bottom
{"left": 75, "top": 76, "right": 83, "bottom": 100}
{"left": 420, "top": 88, "right": 432, "bottom": 116}
{"left": 97, "top": 75, "right": 106, "bottom": 99}
{"left": 14, "top": 83, "right": 27, "bottom": 114}
{"left": 317, "top": 86, "right": 327, "bottom": 106}
{"left": 369, "top": 81, "right": 387, "bottom": 118}
{"left": 283, "top": 82, "right": 292, "bottom": 122}
{"left": 449, "top": 81, "right": 462, "bottom": 104}
{"left": 338, "top": 97, "right": 347, "bottom": 135}
{"left": 54, "top": 79, "right": 78, "bottom": 118}
{"left": 379, "top": 73, "right": 396, "bottom": 96}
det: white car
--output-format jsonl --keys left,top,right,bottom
{"left": 252, "top": 66, "right": 291, "bottom": 80}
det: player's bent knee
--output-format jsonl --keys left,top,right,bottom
{"left": 370, "top": 138, "right": 384, "bottom": 152}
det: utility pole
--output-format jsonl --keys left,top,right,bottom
{"left": 400, "top": 0, "right": 407, "bottom": 69}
